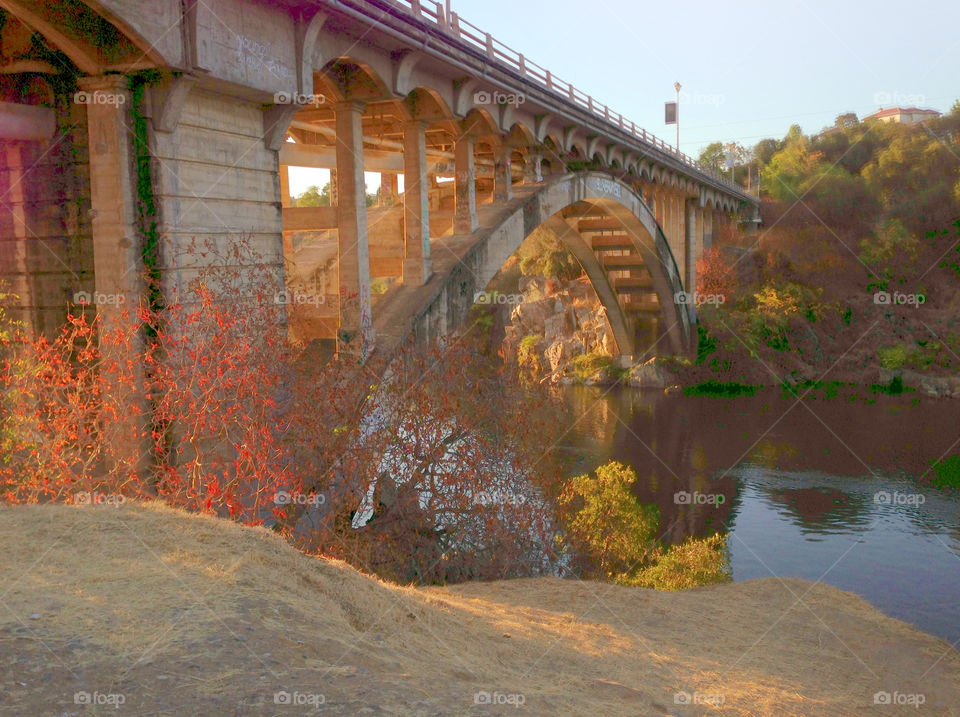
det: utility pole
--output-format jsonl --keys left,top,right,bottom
{"left": 674, "top": 81, "right": 681, "bottom": 152}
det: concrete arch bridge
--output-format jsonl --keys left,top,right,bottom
{"left": 0, "top": 0, "right": 758, "bottom": 362}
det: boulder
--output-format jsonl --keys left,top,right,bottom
{"left": 512, "top": 297, "right": 555, "bottom": 330}
{"left": 627, "top": 357, "right": 677, "bottom": 389}
{"left": 544, "top": 339, "right": 567, "bottom": 374}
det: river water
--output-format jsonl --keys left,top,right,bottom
{"left": 560, "top": 385, "right": 960, "bottom": 645}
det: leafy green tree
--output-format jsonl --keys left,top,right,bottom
{"left": 558, "top": 461, "right": 731, "bottom": 590}
{"left": 295, "top": 184, "right": 330, "bottom": 207}
{"left": 798, "top": 165, "right": 877, "bottom": 230}
{"left": 862, "top": 131, "right": 960, "bottom": 232}
{"left": 698, "top": 141, "right": 725, "bottom": 173}
{"left": 517, "top": 227, "right": 581, "bottom": 280}
{"left": 762, "top": 140, "right": 819, "bottom": 201}
{"left": 753, "top": 138, "right": 781, "bottom": 167}
{"left": 835, "top": 112, "right": 858, "bottom": 129}
{"left": 558, "top": 462, "right": 660, "bottom": 579}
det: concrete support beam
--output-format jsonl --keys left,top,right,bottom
{"left": 685, "top": 199, "right": 697, "bottom": 297}
{"left": 334, "top": 101, "right": 374, "bottom": 360}
{"left": 282, "top": 205, "right": 338, "bottom": 231}
{"left": 0, "top": 101, "right": 56, "bottom": 140}
{"left": 703, "top": 209, "right": 714, "bottom": 250}
{"left": 493, "top": 148, "right": 513, "bottom": 202}
{"left": 523, "top": 151, "right": 543, "bottom": 184}
{"left": 454, "top": 136, "right": 478, "bottom": 234}
{"left": 279, "top": 164, "right": 291, "bottom": 208}
{"left": 3, "top": 145, "right": 32, "bottom": 333}
{"left": 78, "top": 75, "right": 148, "bottom": 471}
{"left": 402, "top": 121, "right": 432, "bottom": 285}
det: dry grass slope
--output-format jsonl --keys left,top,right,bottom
{"left": 1, "top": 502, "right": 957, "bottom": 716}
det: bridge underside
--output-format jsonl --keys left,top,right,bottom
{"left": 0, "top": 0, "right": 753, "bottom": 365}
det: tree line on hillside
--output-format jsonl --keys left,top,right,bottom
{"left": 688, "top": 101, "right": 960, "bottom": 389}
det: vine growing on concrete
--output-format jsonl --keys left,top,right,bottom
{"left": 127, "top": 71, "right": 164, "bottom": 332}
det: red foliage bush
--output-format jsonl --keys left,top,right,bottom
{"left": 0, "top": 236, "right": 566, "bottom": 583}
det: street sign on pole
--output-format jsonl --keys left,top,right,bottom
{"left": 665, "top": 102, "right": 677, "bottom": 124}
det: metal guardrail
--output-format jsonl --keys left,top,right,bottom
{"left": 388, "top": 0, "right": 748, "bottom": 198}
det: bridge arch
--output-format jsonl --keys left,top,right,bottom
{"left": 378, "top": 171, "right": 694, "bottom": 357}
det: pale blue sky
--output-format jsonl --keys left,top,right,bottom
{"left": 451, "top": 0, "right": 958, "bottom": 155}
{"left": 289, "top": 0, "right": 959, "bottom": 196}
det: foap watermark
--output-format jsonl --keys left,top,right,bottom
{"left": 274, "top": 91, "right": 325, "bottom": 107}
{"left": 673, "top": 690, "right": 725, "bottom": 707}
{"left": 675, "top": 490, "right": 725, "bottom": 506}
{"left": 873, "top": 291, "right": 925, "bottom": 308}
{"left": 873, "top": 690, "right": 925, "bottom": 708}
{"left": 473, "top": 690, "right": 526, "bottom": 708}
{"left": 74, "top": 290, "right": 125, "bottom": 306}
{"left": 473, "top": 90, "right": 525, "bottom": 106}
{"left": 274, "top": 690, "right": 325, "bottom": 707}
{"left": 273, "top": 490, "right": 325, "bottom": 506}
{"left": 678, "top": 90, "right": 726, "bottom": 107}
{"left": 674, "top": 291, "right": 725, "bottom": 307}
{"left": 874, "top": 491, "right": 925, "bottom": 506}
{"left": 74, "top": 691, "right": 126, "bottom": 708}
{"left": 475, "top": 490, "right": 524, "bottom": 506}
{"left": 474, "top": 291, "right": 524, "bottom": 305}
{"left": 873, "top": 91, "right": 925, "bottom": 107}
{"left": 74, "top": 491, "right": 126, "bottom": 507}
{"left": 73, "top": 91, "right": 126, "bottom": 106}
{"left": 275, "top": 290, "right": 324, "bottom": 307}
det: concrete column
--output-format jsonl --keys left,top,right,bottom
{"left": 329, "top": 168, "right": 338, "bottom": 207}
{"left": 523, "top": 151, "right": 543, "bottom": 184}
{"left": 334, "top": 101, "right": 374, "bottom": 360}
{"left": 279, "top": 164, "right": 291, "bottom": 207}
{"left": 493, "top": 148, "right": 513, "bottom": 202}
{"left": 454, "top": 136, "right": 478, "bottom": 234}
{"left": 672, "top": 194, "right": 680, "bottom": 261}
{"left": 664, "top": 193, "right": 672, "bottom": 244}
{"left": 380, "top": 172, "right": 398, "bottom": 207}
{"left": 703, "top": 209, "right": 714, "bottom": 250}
{"left": 279, "top": 164, "right": 293, "bottom": 275}
{"left": 685, "top": 199, "right": 697, "bottom": 296}
{"left": 676, "top": 194, "right": 686, "bottom": 277}
{"left": 4, "top": 145, "right": 32, "bottom": 333}
{"left": 402, "top": 120, "right": 432, "bottom": 285}
{"left": 695, "top": 207, "right": 705, "bottom": 260}
{"left": 79, "top": 74, "right": 148, "bottom": 471}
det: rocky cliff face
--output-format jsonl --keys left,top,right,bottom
{"left": 500, "top": 275, "right": 617, "bottom": 380}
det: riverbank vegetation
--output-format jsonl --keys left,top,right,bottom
{"left": 558, "top": 461, "right": 730, "bottom": 590}
{"left": 692, "top": 105, "right": 960, "bottom": 392}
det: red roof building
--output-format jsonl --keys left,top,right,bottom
{"left": 863, "top": 107, "right": 941, "bottom": 124}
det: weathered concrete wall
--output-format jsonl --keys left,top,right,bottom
{"left": 97, "top": 0, "right": 185, "bottom": 67}
{"left": 0, "top": 96, "right": 93, "bottom": 337}
{"left": 151, "top": 88, "right": 285, "bottom": 296}
{"left": 194, "top": 0, "right": 297, "bottom": 94}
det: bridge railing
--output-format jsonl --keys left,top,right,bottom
{"left": 388, "top": 0, "right": 746, "bottom": 198}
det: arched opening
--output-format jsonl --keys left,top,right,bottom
{"left": 381, "top": 173, "right": 693, "bottom": 360}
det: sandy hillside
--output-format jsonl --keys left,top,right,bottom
{"left": 0, "top": 502, "right": 957, "bottom": 716}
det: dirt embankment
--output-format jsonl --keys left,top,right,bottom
{"left": 1, "top": 503, "right": 958, "bottom": 716}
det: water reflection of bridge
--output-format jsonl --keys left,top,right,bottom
{"left": 563, "top": 387, "right": 960, "bottom": 545}
{"left": 563, "top": 387, "right": 740, "bottom": 546}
